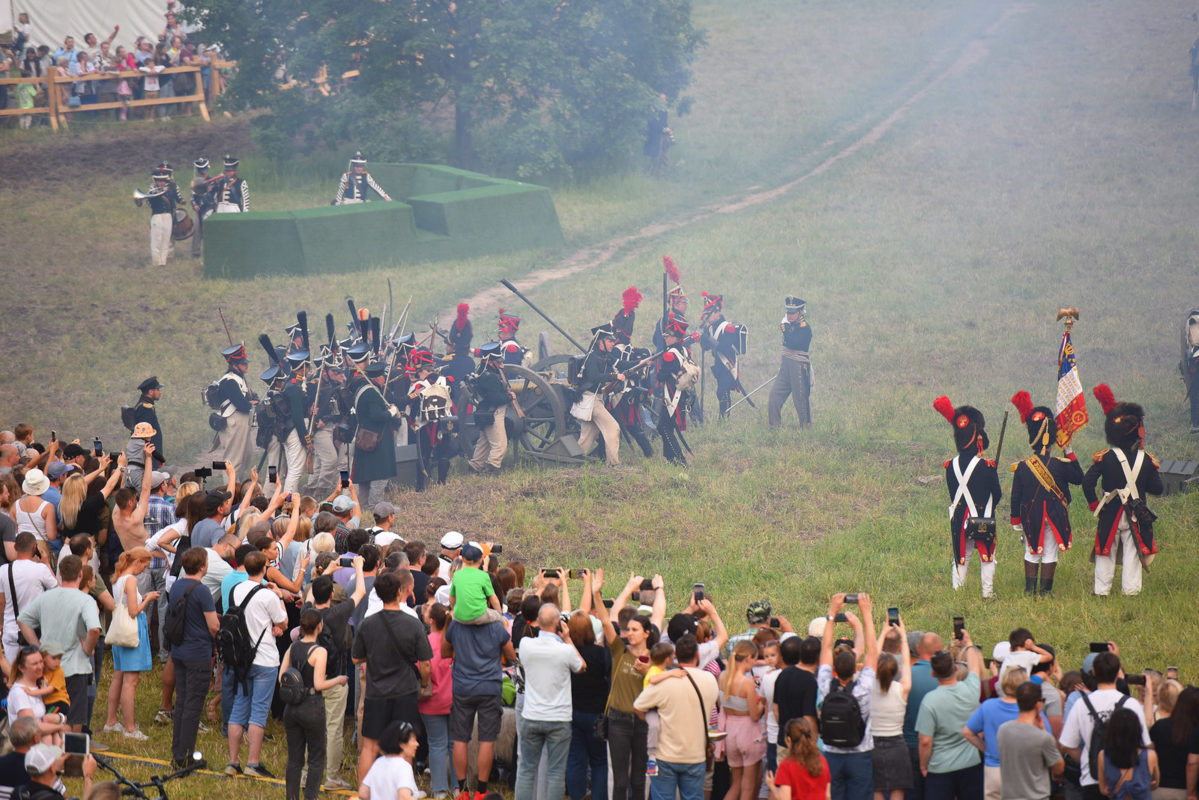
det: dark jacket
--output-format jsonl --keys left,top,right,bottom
{"left": 350, "top": 377, "right": 396, "bottom": 484}
{"left": 1082, "top": 448, "right": 1162, "bottom": 556}
{"left": 1010, "top": 453, "right": 1084, "bottom": 553}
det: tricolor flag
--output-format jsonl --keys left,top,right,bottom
{"left": 1055, "top": 330, "right": 1088, "bottom": 447}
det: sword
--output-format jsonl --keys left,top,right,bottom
{"left": 725, "top": 374, "right": 777, "bottom": 413}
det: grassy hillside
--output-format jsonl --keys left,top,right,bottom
{"left": 2, "top": 0, "right": 1199, "bottom": 794}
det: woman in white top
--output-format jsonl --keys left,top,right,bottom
{"left": 871, "top": 618, "right": 913, "bottom": 800}
{"left": 15, "top": 469, "right": 57, "bottom": 562}
{"left": 7, "top": 646, "right": 68, "bottom": 744}
{"left": 359, "top": 719, "right": 420, "bottom": 800}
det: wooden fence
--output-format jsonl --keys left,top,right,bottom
{"left": 0, "top": 62, "right": 235, "bottom": 131}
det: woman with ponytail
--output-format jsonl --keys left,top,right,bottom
{"left": 102, "top": 547, "right": 159, "bottom": 740}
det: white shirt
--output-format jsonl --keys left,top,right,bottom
{"left": 1059, "top": 688, "right": 1149, "bottom": 786}
{"left": 0, "top": 559, "right": 58, "bottom": 643}
{"left": 361, "top": 755, "right": 417, "bottom": 800}
{"left": 760, "top": 668, "right": 782, "bottom": 742}
{"left": 229, "top": 578, "right": 287, "bottom": 668}
{"left": 364, "top": 589, "right": 419, "bottom": 620}
{"left": 518, "top": 631, "right": 584, "bottom": 722}
{"left": 203, "top": 548, "right": 233, "bottom": 606}
{"left": 998, "top": 650, "right": 1041, "bottom": 695}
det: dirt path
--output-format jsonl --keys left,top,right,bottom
{"left": 450, "top": 2, "right": 1033, "bottom": 322}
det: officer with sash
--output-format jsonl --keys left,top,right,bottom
{"left": 332, "top": 151, "right": 393, "bottom": 205}
{"left": 574, "top": 323, "right": 625, "bottom": 466}
{"left": 698, "top": 292, "right": 747, "bottom": 418}
{"left": 768, "top": 296, "right": 813, "bottom": 429}
{"left": 467, "top": 343, "right": 513, "bottom": 474}
{"left": 350, "top": 361, "right": 399, "bottom": 506}
{"left": 215, "top": 154, "right": 249, "bottom": 213}
{"left": 1009, "top": 391, "right": 1084, "bottom": 596}
{"left": 198, "top": 344, "right": 255, "bottom": 475}
{"left": 656, "top": 314, "right": 698, "bottom": 467}
{"left": 1083, "top": 385, "right": 1163, "bottom": 596}
{"left": 934, "top": 396, "right": 1002, "bottom": 598}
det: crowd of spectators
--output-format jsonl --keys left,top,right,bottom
{"left": 1, "top": 5, "right": 225, "bottom": 127}
{"left": 0, "top": 421, "right": 1197, "bottom": 800}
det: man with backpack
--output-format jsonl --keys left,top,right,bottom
{"left": 916, "top": 631, "right": 984, "bottom": 800}
{"left": 816, "top": 593, "right": 880, "bottom": 800}
{"left": 1059, "top": 650, "right": 1150, "bottom": 800}
{"left": 222, "top": 551, "right": 288, "bottom": 779}
{"left": 166, "top": 547, "right": 219, "bottom": 771}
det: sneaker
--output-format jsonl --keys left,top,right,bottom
{"left": 197, "top": 722, "right": 211, "bottom": 734}
{"left": 154, "top": 708, "right": 173, "bottom": 724}
{"left": 323, "top": 777, "right": 352, "bottom": 791}
{"left": 88, "top": 739, "right": 110, "bottom": 753}
{"left": 455, "top": 791, "right": 471, "bottom": 800}
{"left": 225, "top": 763, "right": 242, "bottom": 776}
{"left": 101, "top": 723, "right": 123, "bottom": 734}
{"left": 245, "top": 763, "right": 276, "bottom": 780}
{"left": 123, "top": 728, "right": 150, "bottom": 741}
{"left": 646, "top": 757, "right": 658, "bottom": 777}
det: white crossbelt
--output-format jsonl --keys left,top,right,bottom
{"left": 949, "top": 455, "right": 993, "bottom": 519}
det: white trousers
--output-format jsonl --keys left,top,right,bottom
{"left": 150, "top": 212, "right": 172, "bottom": 266}
{"left": 198, "top": 411, "right": 252, "bottom": 477}
{"left": 469, "top": 408, "right": 508, "bottom": 471}
{"left": 308, "top": 427, "right": 341, "bottom": 494}
{"left": 1023, "top": 528, "right": 1060, "bottom": 564}
{"left": 1094, "top": 515, "right": 1142, "bottom": 596}
{"left": 266, "top": 430, "right": 307, "bottom": 494}
{"left": 952, "top": 550, "right": 996, "bottom": 598}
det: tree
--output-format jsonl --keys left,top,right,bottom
{"left": 185, "top": 0, "right": 703, "bottom": 180}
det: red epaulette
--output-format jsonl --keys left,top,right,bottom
{"left": 724, "top": 323, "right": 736, "bottom": 333}
{"left": 1092, "top": 449, "right": 1108, "bottom": 464}
{"left": 662, "top": 352, "right": 676, "bottom": 362}
{"left": 1147, "top": 453, "right": 1160, "bottom": 468}
{"left": 504, "top": 343, "right": 519, "bottom": 352}
{"left": 445, "top": 375, "right": 454, "bottom": 383}
{"left": 942, "top": 458, "right": 953, "bottom": 469}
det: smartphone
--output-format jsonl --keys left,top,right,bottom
{"left": 769, "top": 617, "right": 780, "bottom": 628}
{"left": 195, "top": 467, "right": 212, "bottom": 479}
{"left": 1125, "top": 675, "right": 1146, "bottom": 686}
{"left": 340, "top": 470, "right": 350, "bottom": 488}
{"left": 693, "top": 582, "right": 705, "bottom": 602}
{"left": 490, "top": 544, "right": 503, "bottom": 554}
{"left": 213, "top": 460, "right": 227, "bottom": 470}
{"left": 834, "top": 612, "right": 848, "bottom": 623}
{"left": 64, "top": 732, "right": 90, "bottom": 755}
{"left": 542, "top": 568, "right": 559, "bottom": 579}
{"left": 268, "top": 465, "right": 278, "bottom": 484}
{"left": 602, "top": 598, "right": 614, "bottom": 609}
{"left": 639, "top": 578, "right": 654, "bottom": 591}
{"left": 1089, "top": 642, "right": 1109, "bottom": 653}
{"left": 93, "top": 438, "right": 103, "bottom": 457}
{"left": 50, "top": 430, "right": 57, "bottom": 442}
{"left": 567, "top": 569, "right": 587, "bottom": 579}
{"left": 953, "top": 616, "right": 965, "bottom": 641}
{"left": 339, "top": 554, "right": 355, "bottom": 567}
{"left": 887, "top": 606, "right": 900, "bottom": 627}
{"left": 843, "top": 593, "right": 859, "bottom": 604}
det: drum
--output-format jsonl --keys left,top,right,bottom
{"left": 172, "top": 208, "right": 194, "bottom": 240}
{"left": 419, "top": 382, "right": 454, "bottom": 422}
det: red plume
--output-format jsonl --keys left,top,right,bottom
{"left": 1010, "top": 391, "right": 1033, "bottom": 423}
{"left": 454, "top": 302, "right": 469, "bottom": 332}
{"left": 662, "top": 255, "right": 680, "bottom": 285}
{"left": 933, "top": 395, "right": 955, "bottom": 423}
{"left": 1092, "top": 384, "right": 1117, "bottom": 415}
{"left": 621, "top": 286, "right": 642, "bottom": 314}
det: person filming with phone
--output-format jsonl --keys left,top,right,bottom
{"left": 816, "top": 593, "right": 880, "bottom": 800}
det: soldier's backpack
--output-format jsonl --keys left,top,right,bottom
{"left": 120, "top": 405, "right": 137, "bottom": 432}
{"left": 1081, "top": 693, "right": 1128, "bottom": 782}
{"left": 203, "top": 381, "right": 223, "bottom": 410}
{"left": 216, "top": 583, "right": 267, "bottom": 685}
{"left": 819, "top": 679, "right": 866, "bottom": 747}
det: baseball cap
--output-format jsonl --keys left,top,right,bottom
{"left": 331, "top": 495, "right": 354, "bottom": 514}
{"left": 808, "top": 617, "right": 828, "bottom": 638}
{"left": 440, "top": 531, "right": 464, "bottom": 549}
{"left": 992, "top": 641, "right": 1011, "bottom": 664}
{"left": 746, "top": 600, "right": 772, "bottom": 624}
{"left": 372, "top": 501, "right": 397, "bottom": 519}
{"left": 203, "top": 489, "right": 232, "bottom": 513}
{"left": 667, "top": 613, "right": 699, "bottom": 643}
{"left": 39, "top": 641, "right": 65, "bottom": 658}
{"left": 46, "top": 461, "right": 76, "bottom": 480}
{"left": 460, "top": 544, "right": 483, "bottom": 561}
{"left": 25, "top": 744, "right": 64, "bottom": 775}
{"left": 150, "top": 470, "right": 171, "bottom": 489}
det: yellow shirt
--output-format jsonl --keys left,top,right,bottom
{"left": 43, "top": 666, "right": 69, "bottom": 708}
{"left": 644, "top": 664, "right": 665, "bottom": 689}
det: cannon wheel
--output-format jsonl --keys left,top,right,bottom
{"left": 503, "top": 364, "right": 580, "bottom": 464}
{"left": 530, "top": 353, "right": 574, "bottom": 380}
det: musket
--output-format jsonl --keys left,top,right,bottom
{"left": 305, "top": 358, "right": 323, "bottom": 472}
{"left": 992, "top": 410, "right": 1009, "bottom": 466}
{"left": 395, "top": 296, "right": 414, "bottom": 341}
{"left": 218, "top": 307, "right": 234, "bottom": 346}
{"left": 497, "top": 364, "right": 526, "bottom": 419}
{"left": 383, "top": 278, "right": 394, "bottom": 337}
{"left": 500, "top": 278, "right": 587, "bottom": 354}
{"left": 725, "top": 374, "right": 777, "bottom": 414}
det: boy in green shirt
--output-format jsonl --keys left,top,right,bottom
{"left": 449, "top": 543, "right": 503, "bottom": 624}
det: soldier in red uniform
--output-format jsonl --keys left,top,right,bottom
{"left": 1008, "top": 391, "right": 1084, "bottom": 596}
{"left": 934, "top": 396, "right": 1002, "bottom": 598}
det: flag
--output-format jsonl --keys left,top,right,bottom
{"left": 1055, "top": 330, "right": 1088, "bottom": 447}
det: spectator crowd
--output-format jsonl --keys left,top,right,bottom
{"left": 0, "top": 421, "right": 1197, "bottom": 800}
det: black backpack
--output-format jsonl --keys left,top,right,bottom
{"left": 203, "top": 381, "right": 224, "bottom": 410}
{"left": 819, "top": 678, "right": 866, "bottom": 747}
{"left": 216, "top": 583, "right": 267, "bottom": 683}
{"left": 278, "top": 642, "right": 311, "bottom": 705}
{"left": 120, "top": 405, "right": 137, "bottom": 431}
{"left": 1081, "top": 693, "right": 1129, "bottom": 781}
{"left": 163, "top": 581, "right": 199, "bottom": 647}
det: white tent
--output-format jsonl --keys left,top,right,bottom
{"left": 13, "top": 0, "right": 168, "bottom": 52}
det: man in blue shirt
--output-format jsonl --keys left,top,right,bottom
{"left": 904, "top": 632, "right": 943, "bottom": 800}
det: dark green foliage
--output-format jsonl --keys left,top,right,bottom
{"left": 186, "top": 0, "right": 704, "bottom": 180}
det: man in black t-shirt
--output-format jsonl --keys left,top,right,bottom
{"left": 772, "top": 636, "right": 820, "bottom": 757}
{"left": 306, "top": 560, "right": 366, "bottom": 791}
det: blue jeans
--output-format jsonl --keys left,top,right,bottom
{"left": 229, "top": 664, "right": 278, "bottom": 729}
{"left": 567, "top": 710, "right": 607, "bottom": 800}
{"left": 515, "top": 718, "right": 572, "bottom": 800}
{"left": 221, "top": 667, "right": 236, "bottom": 736}
{"left": 826, "top": 750, "right": 875, "bottom": 800}
{"left": 650, "top": 759, "right": 706, "bottom": 800}
{"left": 421, "top": 712, "right": 456, "bottom": 795}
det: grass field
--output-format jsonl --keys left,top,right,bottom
{"left": 4, "top": 0, "right": 1199, "bottom": 796}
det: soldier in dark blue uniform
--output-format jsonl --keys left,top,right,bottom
{"left": 934, "top": 396, "right": 1002, "bottom": 598}
{"left": 198, "top": 344, "right": 255, "bottom": 475}
{"left": 444, "top": 303, "right": 477, "bottom": 386}
{"left": 652, "top": 287, "right": 688, "bottom": 354}
{"left": 611, "top": 286, "right": 641, "bottom": 346}
{"left": 137, "top": 167, "right": 185, "bottom": 267}
{"left": 1082, "top": 384, "right": 1162, "bottom": 596}
{"left": 467, "top": 343, "right": 512, "bottom": 474}
{"left": 656, "top": 315, "right": 699, "bottom": 467}
{"left": 350, "top": 362, "right": 399, "bottom": 506}
{"left": 133, "top": 377, "right": 166, "bottom": 466}
{"left": 406, "top": 350, "right": 456, "bottom": 490}
{"left": 215, "top": 154, "right": 249, "bottom": 213}
{"left": 497, "top": 310, "right": 528, "bottom": 366}
{"left": 1008, "top": 391, "right": 1084, "bottom": 596}
{"left": 698, "top": 292, "right": 746, "bottom": 418}
{"left": 768, "top": 296, "right": 813, "bottom": 429}
{"left": 332, "top": 152, "right": 393, "bottom": 205}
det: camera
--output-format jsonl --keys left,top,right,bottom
{"left": 340, "top": 470, "right": 350, "bottom": 488}
{"left": 195, "top": 467, "right": 212, "bottom": 478}
{"left": 567, "top": 569, "right": 587, "bottom": 579}
{"left": 491, "top": 544, "right": 503, "bottom": 554}
{"left": 268, "top": 465, "right": 278, "bottom": 483}
{"left": 953, "top": 616, "right": 965, "bottom": 641}
{"left": 213, "top": 460, "right": 227, "bottom": 470}
{"left": 1124, "top": 675, "right": 1146, "bottom": 686}
{"left": 769, "top": 617, "right": 780, "bottom": 628}
{"left": 639, "top": 578, "right": 655, "bottom": 591}
{"left": 602, "top": 598, "right": 614, "bottom": 609}
{"left": 693, "top": 582, "right": 705, "bottom": 602}
{"left": 843, "top": 593, "right": 859, "bottom": 604}
{"left": 339, "top": 554, "right": 356, "bottom": 567}
{"left": 887, "top": 606, "right": 900, "bottom": 627}
{"left": 834, "top": 612, "right": 848, "bottom": 623}
{"left": 50, "top": 430, "right": 57, "bottom": 442}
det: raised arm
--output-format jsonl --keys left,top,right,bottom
{"left": 820, "top": 593, "right": 845, "bottom": 668}
{"left": 699, "top": 598, "right": 729, "bottom": 654}
{"left": 897, "top": 618, "right": 913, "bottom": 699}
{"left": 859, "top": 593, "right": 879, "bottom": 671}
{"left": 590, "top": 569, "right": 618, "bottom": 646}
{"left": 649, "top": 574, "right": 666, "bottom": 632}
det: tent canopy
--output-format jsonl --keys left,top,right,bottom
{"left": 17, "top": 0, "right": 173, "bottom": 53}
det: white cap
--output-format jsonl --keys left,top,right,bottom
{"left": 992, "top": 641, "right": 1011, "bottom": 664}
{"left": 440, "top": 531, "right": 464, "bottom": 549}
{"left": 25, "top": 744, "right": 64, "bottom": 775}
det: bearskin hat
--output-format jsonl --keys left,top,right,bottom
{"left": 933, "top": 396, "right": 989, "bottom": 453}
{"left": 1093, "top": 384, "right": 1143, "bottom": 449}
{"left": 1011, "top": 391, "right": 1056, "bottom": 451}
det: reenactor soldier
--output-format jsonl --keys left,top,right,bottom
{"left": 653, "top": 287, "right": 689, "bottom": 353}
{"left": 190, "top": 157, "right": 217, "bottom": 257}
{"left": 198, "top": 344, "right": 255, "bottom": 475}
{"left": 215, "top": 154, "right": 249, "bottom": 213}
{"left": 768, "top": 296, "right": 813, "bottom": 429}
{"left": 698, "top": 292, "right": 747, "bottom": 418}
{"left": 1083, "top": 384, "right": 1163, "bottom": 597}
{"left": 271, "top": 352, "right": 311, "bottom": 494}
{"left": 656, "top": 315, "right": 699, "bottom": 467}
{"left": 468, "top": 343, "right": 513, "bottom": 474}
{"left": 133, "top": 377, "right": 166, "bottom": 465}
{"left": 407, "top": 350, "right": 456, "bottom": 490}
{"left": 350, "top": 361, "right": 399, "bottom": 506}
{"left": 443, "top": 303, "right": 476, "bottom": 385}
{"left": 1009, "top": 391, "right": 1084, "bottom": 596}
{"left": 308, "top": 349, "right": 348, "bottom": 497}
{"left": 497, "top": 309, "right": 530, "bottom": 366}
{"left": 284, "top": 323, "right": 306, "bottom": 356}
{"left": 1182, "top": 308, "right": 1199, "bottom": 434}
{"left": 612, "top": 286, "right": 642, "bottom": 346}
{"left": 333, "top": 151, "right": 393, "bottom": 205}
{"left": 610, "top": 341, "right": 655, "bottom": 459}
{"left": 933, "top": 395, "right": 1002, "bottom": 599}
{"left": 135, "top": 166, "right": 185, "bottom": 268}
{"left": 574, "top": 323, "right": 624, "bottom": 467}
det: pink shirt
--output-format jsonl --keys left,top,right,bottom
{"left": 418, "top": 630, "right": 453, "bottom": 716}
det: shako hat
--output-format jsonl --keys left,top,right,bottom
{"left": 364, "top": 361, "right": 387, "bottom": 377}
{"left": 260, "top": 364, "right": 286, "bottom": 382}
{"left": 663, "top": 313, "right": 689, "bottom": 337}
{"left": 590, "top": 322, "right": 616, "bottom": 340}
{"left": 194, "top": 157, "right": 210, "bottom": 170}
{"left": 223, "top": 154, "right": 239, "bottom": 170}
{"left": 350, "top": 151, "right": 367, "bottom": 167}
{"left": 933, "top": 395, "right": 989, "bottom": 454}
{"left": 785, "top": 296, "right": 805, "bottom": 313}
{"left": 497, "top": 308, "right": 521, "bottom": 329}
{"left": 477, "top": 342, "right": 503, "bottom": 361}
{"left": 222, "top": 343, "right": 248, "bottom": 363}
{"left": 285, "top": 350, "right": 310, "bottom": 367}
{"left": 701, "top": 292, "right": 722, "bottom": 313}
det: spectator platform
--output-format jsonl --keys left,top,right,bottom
{"left": 202, "top": 163, "right": 565, "bottom": 279}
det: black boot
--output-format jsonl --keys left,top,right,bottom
{"left": 1039, "top": 577, "right": 1054, "bottom": 596}
{"left": 1024, "top": 576, "right": 1037, "bottom": 595}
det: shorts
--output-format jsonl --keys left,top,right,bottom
{"left": 724, "top": 712, "right": 766, "bottom": 767}
{"left": 65, "top": 674, "right": 91, "bottom": 727}
{"left": 873, "top": 734, "right": 913, "bottom": 791}
{"left": 450, "top": 693, "right": 503, "bottom": 743}
{"left": 46, "top": 701, "right": 70, "bottom": 716}
{"left": 362, "top": 693, "right": 420, "bottom": 741}
{"left": 229, "top": 664, "right": 278, "bottom": 729}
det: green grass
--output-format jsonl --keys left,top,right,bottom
{"left": 6, "top": 1, "right": 1199, "bottom": 796}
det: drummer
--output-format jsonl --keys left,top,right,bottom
{"left": 136, "top": 165, "right": 186, "bottom": 268}
{"left": 406, "top": 349, "right": 456, "bottom": 491}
